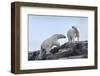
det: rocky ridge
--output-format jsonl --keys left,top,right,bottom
{"left": 28, "top": 41, "right": 88, "bottom": 60}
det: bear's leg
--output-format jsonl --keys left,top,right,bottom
{"left": 37, "top": 51, "right": 46, "bottom": 60}
{"left": 45, "top": 48, "right": 51, "bottom": 55}
{"left": 37, "top": 51, "right": 43, "bottom": 60}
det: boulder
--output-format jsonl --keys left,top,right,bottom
{"left": 28, "top": 41, "right": 88, "bottom": 60}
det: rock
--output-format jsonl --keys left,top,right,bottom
{"left": 50, "top": 47, "right": 60, "bottom": 54}
{"left": 58, "top": 55, "right": 86, "bottom": 59}
{"left": 50, "top": 41, "right": 88, "bottom": 59}
{"left": 61, "top": 42, "right": 76, "bottom": 49}
{"left": 55, "top": 48, "right": 73, "bottom": 59}
{"left": 66, "top": 55, "right": 86, "bottom": 59}
{"left": 28, "top": 51, "right": 40, "bottom": 60}
{"left": 28, "top": 41, "right": 88, "bottom": 60}
{"left": 45, "top": 53, "right": 56, "bottom": 60}
{"left": 28, "top": 51, "right": 34, "bottom": 60}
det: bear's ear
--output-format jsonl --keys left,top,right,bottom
{"left": 72, "top": 26, "right": 74, "bottom": 28}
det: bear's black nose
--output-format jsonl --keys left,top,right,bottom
{"left": 62, "top": 35, "right": 66, "bottom": 38}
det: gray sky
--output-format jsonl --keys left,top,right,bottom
{"left": 28, "top": 15, "right": 88, "bottom": 51}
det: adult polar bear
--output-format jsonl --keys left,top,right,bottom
{"left": 38, "top": 34, "right": 66, "bottom": 60}
{"left": 67, "top": 26, "right": 80, "bottom": 42}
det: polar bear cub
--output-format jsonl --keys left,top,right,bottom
{"left": 38, "top": 34, "right": 66, "bottom": 59}
{"left": 67, "top": 26, "right": 80, "bottom": 42}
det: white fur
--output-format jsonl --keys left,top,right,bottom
{"left": 38, "top": 34, "right": 66, "bottom": 59}
{"left": 67, "top": 26, "right": 79, "bottom": 42}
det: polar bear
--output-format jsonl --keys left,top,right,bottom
{"left": 67, "top": 26, "right": 80, "bottom": 42}
{"left": 38, "top": 34, "right": 66, "bottom": 60}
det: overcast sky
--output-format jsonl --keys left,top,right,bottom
{"left": 28, "top": 15, "right": 88, "bottom": 51}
